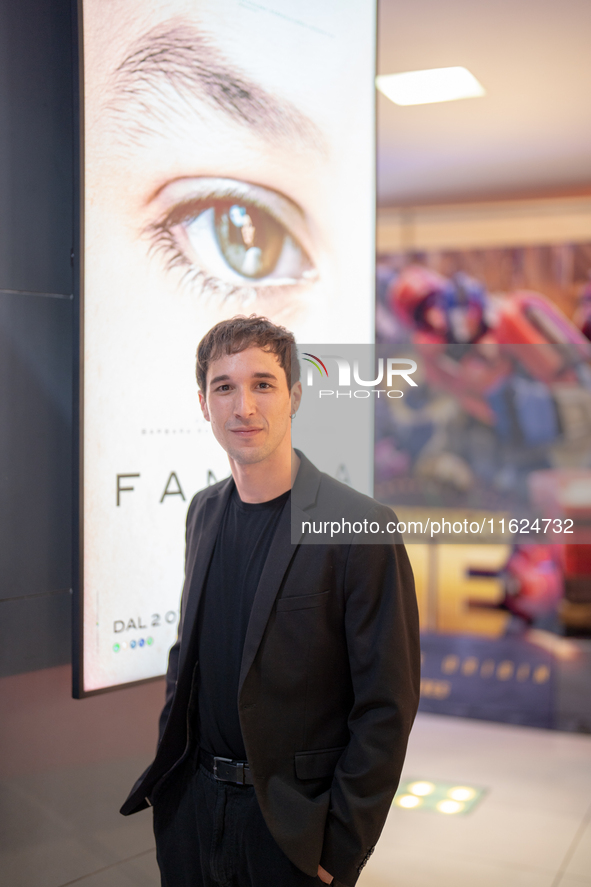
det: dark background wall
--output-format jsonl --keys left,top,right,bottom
{"left": 0, "top": 0, "right": 74, "bottom": 678}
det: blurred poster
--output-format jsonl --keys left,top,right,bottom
{"left": 374, "top": 343, "right": 591, "bottom": 544}
{"left": 377, "top": 245, "right": 591, "bottom": 732}
{"left": 76, "top": 0, "right": 376, "bottom": 694}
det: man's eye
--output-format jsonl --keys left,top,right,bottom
{"left": 148, "top": 179, "right": 318, "bottom": 293}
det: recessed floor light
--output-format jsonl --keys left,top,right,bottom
{"left": 408, "top": 780, "right": 435, "bottom": 796}
{"left": 395, "top": 794, "right": 422, "bottom": 809}
{"left": 393, "top": 778, "right": 486, "bottom": 815}
{"left": 448, "top": 786, "right": 477, "bottom": 802}
{"left": 436, "top": 799, "right": 464, "bottom": 815}
{"left": 376, "top": 66, "right": 485, "bottom": 106}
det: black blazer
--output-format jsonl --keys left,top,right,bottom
{"left": 121, "top": 452, "right": 420, "bottom": 887}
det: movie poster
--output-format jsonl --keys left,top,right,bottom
{"left": 77, "top": 0, "right": 376, "bottom": 694}
{"left": 376, "top": 244, "right": 591, "bottom": 732}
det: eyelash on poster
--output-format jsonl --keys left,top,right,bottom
{"left": 146, "top": 221, "right": 253, "bottom": 303}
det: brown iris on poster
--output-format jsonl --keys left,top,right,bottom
{"left": 148, "top": 184, "right": 316, "bottom": 296}
{"left": 216, "top": 202, "right": 283, "bottom": 278}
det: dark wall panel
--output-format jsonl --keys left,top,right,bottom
{"left": 0, "top": 291, "right": 73, "bottom": 675}
{"left": 0, "top": 292, "right": 72, "bottom": 599}
{"left": 0, "top": 591, "right": 71, "bottom": 677}
{"left": 0, "top": 0, "right": 76, "bottom": 679}
{"left": 0, "top": 666, "right": 163, "bottom": 778}
{"left": 0, "top": 0, "right": 73, "bottom": 295}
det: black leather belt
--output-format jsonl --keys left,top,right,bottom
{"left": 199, "top": 749, "right": 254, "bottom": 786}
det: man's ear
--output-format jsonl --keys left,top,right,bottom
{"left": 198, "top": 390, "right": 211, "bottom": 422}
{"left": 290, "top": 380, "right": 302, "bottom": 415}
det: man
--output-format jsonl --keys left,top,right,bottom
{"left": 121, "top": 315, "right": 420, "bottom": 887}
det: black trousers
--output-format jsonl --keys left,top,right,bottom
{"left": 153, "top": 753, "right": 328, "bottom": 887}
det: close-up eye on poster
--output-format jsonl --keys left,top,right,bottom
{"left": 74, "top": 0, "right": 377, "bottom": 695}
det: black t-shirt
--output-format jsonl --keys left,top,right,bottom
{"left": 195, "top": 486, "right": 290, "bottom": 760}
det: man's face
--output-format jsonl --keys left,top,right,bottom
{"left": 199, "top": 347, "right": 299, "bottom": 465}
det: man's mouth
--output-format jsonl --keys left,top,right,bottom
{"left": 229, "top": 426, "right": 263, "bottom": 437}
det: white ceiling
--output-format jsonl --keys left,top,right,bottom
{"left": 377, "top": 0, "right": 591, "bottom": 206}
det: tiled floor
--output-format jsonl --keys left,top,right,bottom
{"left": 0, "top": 757, "right": 160, "bottom": 887}
{"left": 360, "top": 714, "right": 591, "bottom": 887}
{"left": 1, "top": 714, "right": 590, "bottom": 887}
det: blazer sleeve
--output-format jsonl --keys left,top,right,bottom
{"left": 319, "top": 504, "right": 421, "bottom": 886}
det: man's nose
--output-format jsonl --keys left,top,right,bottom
{"left": 234, "top": 387, "right": 256, "bottom": 417}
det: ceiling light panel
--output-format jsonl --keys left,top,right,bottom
{"left": 376, "top": 66, "right": 485, "bottom": 106}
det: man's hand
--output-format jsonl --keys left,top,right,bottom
{"left": 317, "top": 865, "right": 333, "bottom": 884}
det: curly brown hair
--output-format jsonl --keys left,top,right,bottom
{"left": 196, "top": 315, "right": 300, "bottom": 392}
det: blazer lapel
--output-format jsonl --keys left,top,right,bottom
{"left": 178, "top": 479, "right": 234, "bottom": 673}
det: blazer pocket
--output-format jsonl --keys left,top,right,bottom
{"left": 276, "top": 590, "right": 330, "bottom": 612}
{"left": 295, "top": 745, "right": 346, "bottom": 780}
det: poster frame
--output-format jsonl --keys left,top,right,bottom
{"left": 71, "top": 0, "right": 378, "bottom": 698}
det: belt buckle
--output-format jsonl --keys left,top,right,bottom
{"left": 212, "top": 756, "right": 232, "bottom": 781}
{"left": 213, "top": 756, "right": 246, "bottom": 785}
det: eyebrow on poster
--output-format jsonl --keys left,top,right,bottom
{"left": 104, "top": 23, "right": 326, "bottom": 156}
